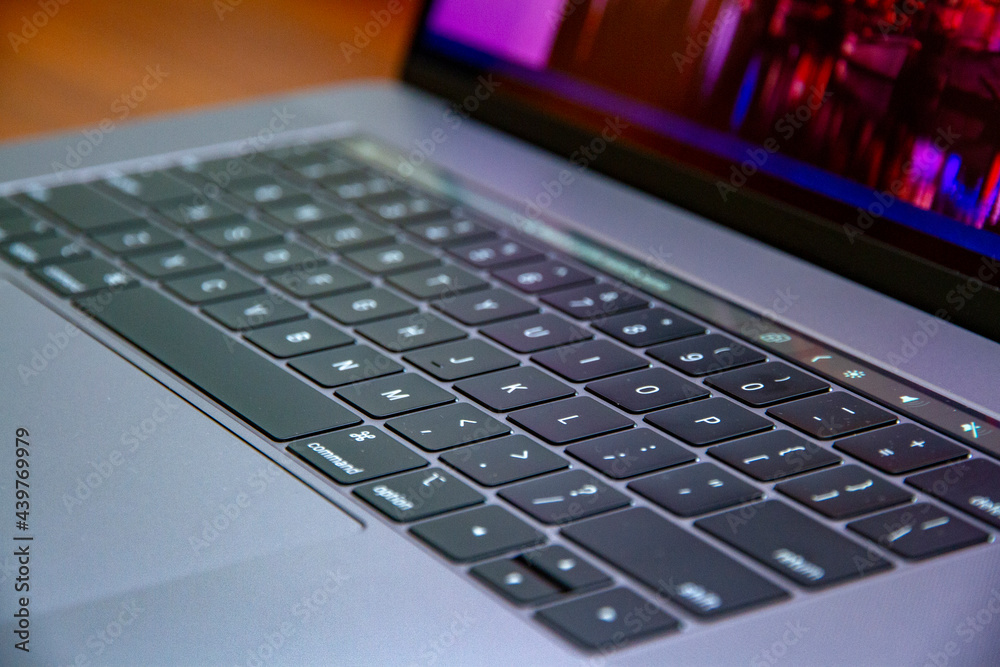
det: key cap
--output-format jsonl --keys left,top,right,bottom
{"left": 289, "top": 345, "right": 403, "bottom": 387}
{"left": 410, "top": 505, "right": 544, "bottom": 561}
{"left": 835, "top": 423, "right": 968, "bottom": 474}
{"left": 907, "top": 458, "right": 1000, "bottom": 529}
{"left": 335, "top": 373, "right": 454, "bottom": 418}
{"left": 536, "top": 588, "right": 679, "bottom": 651}
{"left": 847, "top": 503, "right": 989, "bottom": 560}
{"left": 508, "top": 397, "right": 633, "bottom": 445}
{"left": 646, "top": 397, "right": 772, "bottom": 446}
{"left": 404, "top": 339, "right": 518, "bottom": 381}
{"left": 648, "top": 333, "right": 766, "bottom": 376}
{"left": 3, "top": 233, "right": 89, "bottom": 265}
{"left": 80, "top": 286, "right": 360, "bottom": 440}
{"left": 104, "top": 170, "right": 195, "bottom": 204}
{"left": 481, "top": 313, "right": 592, "bottom": 353}
{"left": 92, "top": 222, "right": 180, "bottom": 256}
{"left": 696, "top": 501, "right": 891, "bottom": 587}
{"left": 33, "top": 258, "right": 135, "bottom": 296}
{"left": 230, "top": 242, "right": 322, "bottom": 274}
{"left": 566, "top": 429, "right": 695, "bottom": 479}
{"left": 281, "top": 153, "right": 363, "bottom": 180}
{"left": 455, "top": 367, "right": 574, "bottom": 412}
{"left": 708, "top": 430, "right": 841, "bottom": 481}
{"left": 0, "top": 209, "right": 49, "bottom": 241}
{"left": 354, "top": 468, "right": 482, "bottom": 522}
{"left": 270, "top": 263, "right": 368, "bottom": 299}
{"left": 356, "top": 312, "right": 466, "bottom": 352}
{"left": 521, "top": 545, "right": 612, "bottom": 592}
{"left": 493, "top": 259, "right": 594, "bottom": 294}
{"left": 704, "top": 362, "right": 829, "bottom": 407}
{"left": 386, "top": 265, "right": 488, "bottom": 300}
{"left": 594, "top": 307, "right": 706, "bottom": 347}
{"left": 449, "top": 237, "right": 545, "bottom": 269}
{"left": 471, "top": 560, "right": 561, "bottom": 605}
{"left": 499, "top": 470, "right": 630, "bottom": 524}
{"left": 432, "top": 287, "right": 537, "bottom": 325}
{"left": 766, "top": 392, "right": 896, "bottom": 439}
{"left": 263, "top": 196, "right": 348, "bottom": 228}
{"left": 244, "top": 319, "right": 353, "bottom": 358}
{"left": 202, "top": 293, "right": 307, "bottom": 331}
{"left": 386, "top": 403, "right": 509, "bottom": 451}
{"left": 30, "top": 184, "right": 138, "bottom": 231}
{"left": 228, "top": 175, "right": 303, "bottom": 205}
{"left": 586, "top": 367, "right": 708, "bottom": 413}
{"left": 361, "top": 191, "right": 447, "bottom": 221}
{"left": 305, "top": 218, "right": 394, "bottom": 251}
{"left": 127, "top": 246, "right": 220, "bottom": 279}
{"left": 164, "top": 269, "right": 264, "bottom": 304}
{"left": 158, "top": 197, "right": 239, "bottom": 227}
{"left": 776, "top": 464, "right": 913, "bottom": 519}
{"left": 541, "top": 283, "right": 648, "bottom": 320}
{"left": 440, "top": 435, "right": 568, "bottom": 486}
{"left": 629, "top": 463, "right": 763, "bottom": 517}
{"left": 288, "top": 428, "right": 427, "bottom": 484}
{"left": 194, "top": 218, "right": 282, "bottom": 249}
{"left": 313, "top": 287, "right": 418, "bottom": 325}
{"left": 531, "top": 340, "right": 647, "bottom": 382}
{"left": 563, "top": 507, "right": 788, "bottom": 616}
{"left": 408, "top": 218, "right": 495, "bottom": 246}
{"left": 344, "top": 243, "right": 439, "bottom": 275}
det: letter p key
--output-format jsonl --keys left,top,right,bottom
{"left": 695, "top": 416, "right": 722, "bottom": 425}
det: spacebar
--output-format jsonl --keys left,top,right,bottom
{"left": 81, "top": 287, "right": 360, "bottom": 441}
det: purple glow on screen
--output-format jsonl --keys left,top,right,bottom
{"left": 427, "top": 0, "right": 566, "bottom": 69}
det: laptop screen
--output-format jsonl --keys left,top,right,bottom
{"left": 418, "top": 0, "right": 1000, "bottom": 268}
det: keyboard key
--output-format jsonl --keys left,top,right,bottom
{"left": 386, "top": 403, "right": 509, "bottom": 451}
{"left": 493, "top": 260, "right": 594, "bottom": 294}
{"left": 536, "top": 588, "right": 679, "bottom": 651}
{"left": 92, "top": 222, "right": 180, "bottom": 255}
{"left": 563, "top": 508, "right": 788, "bottom": 616}
{"left": 708, "top": 430, "right": 841, "bottom": 481}
{"left": 230, "top": 242, "right": 322, "bottom": 274}
{"left": 158, "top": 197, "right": 239, "bottom": 226}
{"left": 343, "top": 242, "right": 438, "bottom": 275}
{"left": 566, "top": 429, "right": 695, "bottom": 479}
{"left": 432, "top": 287, "right": 538, "bottom": 325}
{"left": 646, "top": 397, "right": 772, "bottom": 446}
{"left": 33, "top": 258, "right": 134, "bottom": 296}
{"left": 30, "top": 184, "right": 138, "bottom": 231}
{"left": 847, "top": 503, "right": 989, "bottom": 560}
{"left": 440, "top": 435, "right": 568, "bottom": 486}
{"left": 629, "top": 463, "right": 762, "bottom": 517}
{"left": 404, "top": 339, "right": 518, "bottom": 381}
{"left": 408, "top": 218, "right": 495, "bottom": 246}
{"left": 335, "top": 373, "right": 454, "bottom": 418}
{"left": 288, "top": 428, "right": 427, "bottom": 484}
{"left": 263, "top": 196, "right": 348, "bottom": 228}
{"left": 508, "top": 397, "right": 633, "bottom": 445}
{"left": 3, "top": 233, "right": 89, "bottom": 265}
{"left": 270, "top": 263, "right": 368, "bottom": 299}
{"left": 227, "top": 175, "right": 303, "bottom": 205}
{"left": 449, "top": 238, "right": 545, "bottom": 269}
{"left": 289, "top": 345, "right": 403, "bottom": 387}
{"left": 531, "top": 340, "right": 647, "bottom": 382}
{"left": 540, "top": 283, "right": 648, "bottom": 320}
{"left": 471, "top": 560, "right": 561, "bottom": 605}
{"left": 0, "top": 209, "right": 49, "bottom": 241}
{"left": 410, "top": 505, "right": 544, "bottom": 561}
{"left": 766, "top": 392, "right": 896, "bottom": 439}
{"left": 834, "top": 424, "right": 968, "bottom": 474}
{"left": 105, "top": 170, "right": 195, "bottom": 204}
{"left": 361, "top": 191, "right": 447, "bottom": 222}
{"left": 593, "top": 308, "right": 705, "bottom": 347}
{"left": 81, "top": 287, "right": 360, "bottom": 440}
{"left": 202, "top": 293, "right": 307, "bottom": 330}
{"left": 521, "top": 545, "right": 612, "bottom": 592}
{"left": 356, "top": 312, "right": 466, "bottom": 352}
{"left": 648, "top": 334, "right": 766, "bottom": 376}
{"left": 244, "top": 319, "right": 353, "bottom": 358}
{"left": 305, "top": 218, "right": 394, "bottom": 250}
{"left": 695, "top": 501, "right": 891, "bottom": 587}
{"left": 775, "top": 464, "right": 913, "bottom": 519}
{"left": 455, "top": 367, "right": 574, "bottom": 412}
{"left": 194, "top": 218, "right": 282, "bottom": 249}
{"left": 499, "top": 470, "right": 630, "bottom": 524}
{"left": 387, "top": 265, "right": 488, "bottom": 300}
{"left": 907, "top": 458, "right": 1000, "bottom": 529}
{"left": 704, "top": 362, "right": 829, "bottom": 407}
{"left": 127, "top": 247, "right": 220, "bottom": 279}
{"left": 586, "top": 367, "right": 708, "bottom": 413}
{"left": 481, "top": 313, "right": 592, "bottom": 353}
{"left": 354, "top": 468, "right": 482, "bottom": 522}
{"left": 313, "top": 287, "right": 417, "bottom": 325}
{"left": 164, "top": 269, "right": 264, "bottom": 304}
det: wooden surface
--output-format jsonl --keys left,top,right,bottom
{"left": 0, "top": 0, "right": 421, "bottom": 142}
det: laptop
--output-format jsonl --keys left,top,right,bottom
{"left": 2, "top": 1, "right": 999, "bottom": 664}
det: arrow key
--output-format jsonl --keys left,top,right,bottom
{"left": 386, "top": 403, "right": 510, "bottom": 451}
{"left": 441, "top": 435, "right": 569, "bottom": 486}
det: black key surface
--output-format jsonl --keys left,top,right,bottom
{"left": 410, "top": 505, "right": 544, "bottom": 562}
{"left": 387, "top": 264, "right": 488, "bottom": 300}
{"left": 847, "top": 503, "right": 990, "bottom": 560}
{"left": 202, "top": 293, "right": 307, "bottom": 330}
{"left": 449, "top": 237, "right": 545, "bottom": 269}
{"left": 244, "top": 318, "right": 353, "bottom": 358}
{"left": 594, "top": 307, "right": 706, "bottom": 347}
{"left": 408, "top": 218, "right": 494, "bottom": 246}
{"left": 508, "top": 397, "right": 633, "bottom": 445}
{"left": 629, "top": 462, "right": 763, "bottom": 517}
{"left": 80, "top": 286, "right": 359, "bottom": 440}
{"left": 288, "top": 427, "right": 426, "bottom": 484}
{"left": 455, "top": 367, "right": 574, "bottom": 412}
{"left": 3, "top": 233, "right": 88, "bottom": 265}
{"left": 835, "top": 423, "right": 968, "bottom": 474}
{"left": 531, "top": 340, "right": 647, "bottom": 383}
{"left": 105, "top": 170, "right": 195, "bottom": 204}
{"left": 521, "top": 545, "right": 611, "bottom": 592}
{"left": 164, "top": 269, "right": 264, "bottom": 304}
{"left": 271, "top": 263, "right": 368, "bottom": 299}
{"left": 708, "top": 430, "right": 842, "bottom": 481}
{"left": 696, "top": 501, "right": 891, "bottom": 587}
{"left": 481, "top": 313, "right": 592, "bottom": 353}
{"left": 704, "top": 362, "right": 829, "bottom": 407}
{"left": 648, "top": 333, "right": 766, "bottom": 376}
{"left": 776, "top": 464, "right": 913, "bottom": 519}
{"left": 335, "top": 373, "right": 454, "bottom": 418}
{"left": 158, "top": 197, "right": 238, "bottom": 226}
{"left": 386, "top": 403, "right": 509, "bottom": 451}
{"left": 92, "top": 222, "right": 180, "bottom": 256}
{"left": 313, "top": 287, "right": 417, "bottom": 325}
{"left": 127, "top": 246, "right": 220, "bottom": 279}
{"left": 440, "top": 435, "right": 568, "bottom": 486}
{"left": 563, "top": 507, "right": 788, "bottom": 616}
{"left": 404, "top": 339, "right": 518, "bottom": 381}
{"left": 499, "top": 470, "right": 630, "bottom": 524}
{"left": 646, "top": 397, "right": 773, "bottom": 446}
{"left": 289, "top": 345, "right": 403, "bottom": 387}
{"left": 263, "top": 197, "right": 348, "bottom": 228}
{"left": 536, "top": 588, "right": 679, "bottom": 651}
{"left": 471, "top": 560, "right": 561, "bottom": 605}
{"left": 34, "top": 258, "right": 135, "bottom": 296}
{"left": 586, "top": 367, "right": 708, "bottom": 413}
{"left": 356, "top": 312, "right": 466, "bottom": 352}
{"left": 493, "top": 259, "right": 593, "bottom": 294}
{"left": 566, "top": 429, "right": 695, "bottom": 479}
{"left": 907, "top": 458, "right": 1000, "bottom": 529}
{"left": 230, "top": 242, "right": 322, "bottom": 274}
{"left": 0, "top": 209, "right": 49, "bottom": 241}
{"left": 227, "top": 175, "right": 303, "bottom": 205}
{"left": 305, "top": 218, "right": 394, "bottom": 251}
{"left": 432, "top": 287, "right": 537, "bottom": 325}
{"left": 194, "top": 218, "right": 282, "bottom": 249}
{"left": 30, "top": 184, "right": 137, "bottom": 231}
{"left": 354, "top": 468, "right": 482, "bottom": 522}
{"left": 541, "top": 283, "right": 648, "bottom": 320}
{"left": 344, "top": 243, "right": 439, "bottom": 275}
{"left": 361, "top": 191, "right": 447, "bottom": 222}
{"left": 766, "top": 392, "right": 897, "bottom": 439}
